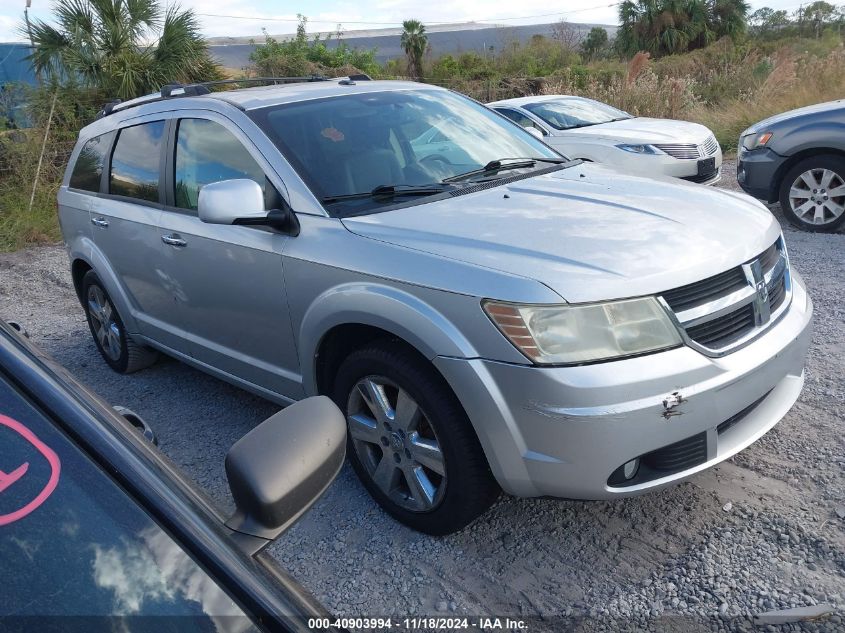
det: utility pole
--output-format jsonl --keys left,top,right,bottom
{"left": 24, "top": 0, "right": 34, "bottom": 47}
{"left": 24, "top": 0, "right": 42, "bottom": 84}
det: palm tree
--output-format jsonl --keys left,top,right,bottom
{"left": 26, "top": 0, "right": 221, "bottom": 100}
{"left": 616, "top": 0, "right": 747, "bottom": 56}
{"left": 400, "top": 19, "right": 427, "bottom": 80}
{"left": 709, "top": 0, "right": 751, "bottom": 39}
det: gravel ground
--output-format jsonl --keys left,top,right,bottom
{"left": 2, "top": 159, "right": 844, "bottom": 631}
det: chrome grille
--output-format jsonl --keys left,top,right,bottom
{"left": 656, "top": 135, "right": 719, "bottom": 159}
{"left": 654, "top": 143, "right": 699, "bottom": 159}
{"left": 702, "top": 135, "right": 719, "bottom": 156}
{"left": 659, "top": 237, "right": 791, "bottom": 354}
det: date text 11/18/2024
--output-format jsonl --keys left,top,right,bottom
{"left": 307, "top": 617, "right": 529, "bottom": 630}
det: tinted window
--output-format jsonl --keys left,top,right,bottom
{"left": 69, "top": 133, "right": 112, "bottom": 192}
{"left": 109, "top": 121, "right": 165, "bottom": 202}
{"left": 0, "top": 375, "right": 256, "bottom": 630}
{"left": 175, "top": 119, "right": 265, "bottom": 211}
{"left": 497, "top": 108, "right": 543, "bottom": 132}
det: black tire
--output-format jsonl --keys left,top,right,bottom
{"left": 779, "top": 155, "right": 845, "bottom": 232}
{"left": 81, "top": 270, "right": 158, "bottom": 374}
{"left": 332, "top": 340, "right": 500, "bottom": 535}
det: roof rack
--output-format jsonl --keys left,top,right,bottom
{"left": 96, "top": 74, "right": 372, "bottom": 119}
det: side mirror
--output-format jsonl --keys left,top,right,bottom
{"left": 526, "top": 127, "right": 545, "bottom": 140}
{"left": 198, "top": 179, "right": 300, "bottom": 236}
{"left": 224, "top": 396, "right": 346, "bottom": 542}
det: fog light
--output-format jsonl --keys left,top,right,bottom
{"left": 623, "top": 458, "right": 640, "bottom": 480}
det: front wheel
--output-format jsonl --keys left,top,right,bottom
{"left": 332, "top": 341, "right": 500, "bottom": 534}
{"left": 779, "top": 155, "right": 845, "bottom": 232}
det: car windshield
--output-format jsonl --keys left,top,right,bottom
{"left": 523, "top": 98, "right": 632, "bottom": 131}
{"left": 0, "top": 377, "right": 256, "bottom": 632}
{"left": 249, "top": 88, "right": 564, "bottom": 216}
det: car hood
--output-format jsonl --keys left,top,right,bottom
{"left": 559, "top": 117, "right": 713, "bottom": 144}
{"left": 341, "top": 164, "right": 780, "bottom": 303}
{"left": 744, "top": 99, "right": 844, "bottom": 134}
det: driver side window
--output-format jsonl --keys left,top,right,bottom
{"left": 174, "top": 119, "right": 267, "bottom": 212}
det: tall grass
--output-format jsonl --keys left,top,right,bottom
{"left": 692, "top": 47, "right": 845, "bottom": 150}
{"left": 0, "top": 85, "right": 100, "bottom": 251}
{"left": 541, "top": 43, "right": 845, "bottom": 151}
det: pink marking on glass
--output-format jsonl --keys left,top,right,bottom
{"left": 0, "top": 413, "right": 61, "bottom": 526}
{"left": 0, "top": 462, "right": 29, "bottom": 493}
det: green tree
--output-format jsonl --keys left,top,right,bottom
{"left": 802, "top": 1, "right": 840, "bottom": 37}
{"left": 748, "top": 7, "right": 791, "bottom": 37}
{"left": 400, "top": 19, "right": 428, "bottom": 80}
{"left": 25, "top": 0, "right": 221, "bottom": 100}
{"left": 582, "top": 27, "right": 609, "bottom": 60}
{"left": 616, "top": 0, "right": 749, "bottom": 57}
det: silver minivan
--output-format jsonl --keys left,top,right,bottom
{"left": 59, "top": 78, "right": 813, "bottom": 534}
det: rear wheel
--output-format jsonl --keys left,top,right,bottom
{"left": 779, "top": 155, "right": 845, "bottom": 232}
{"left": 82, "top": 271, "right": 158, "bottom": 374}
{"left": 332, "top": 340, "right": 499, "bottom": 534}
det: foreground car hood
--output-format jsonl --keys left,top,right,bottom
{"left": 745, "top": 99, "right": 844, "bottom": 134}
{"left": 561, "top": 117, "right": 713, "bottom": 144}
{"left": 342, "top": 165, "right": 780, "bottom": 303}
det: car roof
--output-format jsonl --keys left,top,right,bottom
{"left": 207, "top": 79, "right": 435, "bottom": 109}
{"left": 79, "top": 79, "right": 444, "bottom": 139}
{"left": 487, "top": 95, "right": 580, "bottom": 107}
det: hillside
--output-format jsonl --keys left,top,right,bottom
{"left": 208, "top": 21, "right": 617, "bottom": 70}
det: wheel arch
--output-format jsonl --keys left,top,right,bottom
{"left": 299, "top": 283, "right": 478, "bottom": 397}
{"left": 67, "top": 237, "right": 141, "bottom": 334}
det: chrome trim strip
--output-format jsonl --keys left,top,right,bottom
{"left": 674, "top": 285, "right": 756, "bottom": 327}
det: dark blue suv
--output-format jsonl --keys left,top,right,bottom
{"left": 737, "top": 99, "right": 845, "bottom": 232}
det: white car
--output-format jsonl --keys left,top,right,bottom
{"left": 488, "top": 95, "right": 723, "bottom": 185}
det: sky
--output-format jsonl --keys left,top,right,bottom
{"left": 1, "top": 0, "right": 812, "bottom": 43}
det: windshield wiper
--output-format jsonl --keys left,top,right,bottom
{"left": 321, "top": 183, "right": 454, "bottom": 204}
{"left": 443, "top": 157, "right": 572, "bottom": 183}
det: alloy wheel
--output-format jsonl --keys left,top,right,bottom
{"left": 788, "top": 168, "right": 845, "bottom": 226}
{"left": 87, "top": 285, "right": 122, "bottom": 361}
{"left": 346, "top": 376, "right": 446, "bottom": 512}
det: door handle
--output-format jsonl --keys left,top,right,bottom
{"left": 91, "top": 217, "right": 109, "bottom": 228}
{"left": 161, "top": 234, "right": 187, "bottom": 247}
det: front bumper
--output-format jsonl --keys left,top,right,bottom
{"left": 737, "top": 147, "right": 786, "bottom": 202}
{"left": 435, "top": 273, "right": 813, "bottom": 498}
{"left": 614, "top": 150, "right": 723, "bottom": 185}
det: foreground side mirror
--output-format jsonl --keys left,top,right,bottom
{"left": 526, "top": 126, "right": 545, "bottom": 140}
{"left": 224, "top": 396, "right": 346, "bottom": 542}
{"left": 198, "top": 179, "right": 300, "bottom": 236}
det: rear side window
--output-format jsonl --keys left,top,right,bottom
{"left": 174, "top": 119, "right": 265, "bottom": 211}
{"left": 109, "top": 121, "right": 165, "bottom": 203}
{"left": 69, "top": 133, "right": 112, "bottom": 192}
{"left": 497, "top": 108, "right": 543, "bottom": 132}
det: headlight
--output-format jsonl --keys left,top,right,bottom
{"left": 483, "top": 297, "right": 682, "bottom": 365}
{"left": 616, "top": 144, "right": 663, "bottom": 155}
{"left": 741, "top": 131, "right": 773, "bottom": 151}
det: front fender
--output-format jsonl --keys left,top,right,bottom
{"left": 298, "top": 282, "right": 476, "bottom": 396}
{"left": 68, "top": 236, "right": 141, "bottom": 335}
{"left": 771, "top": 121, "right": 845, "bottom": 157}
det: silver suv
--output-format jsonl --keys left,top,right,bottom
{"left": 59, "top": 78, "right": 813, "bottom": 534}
